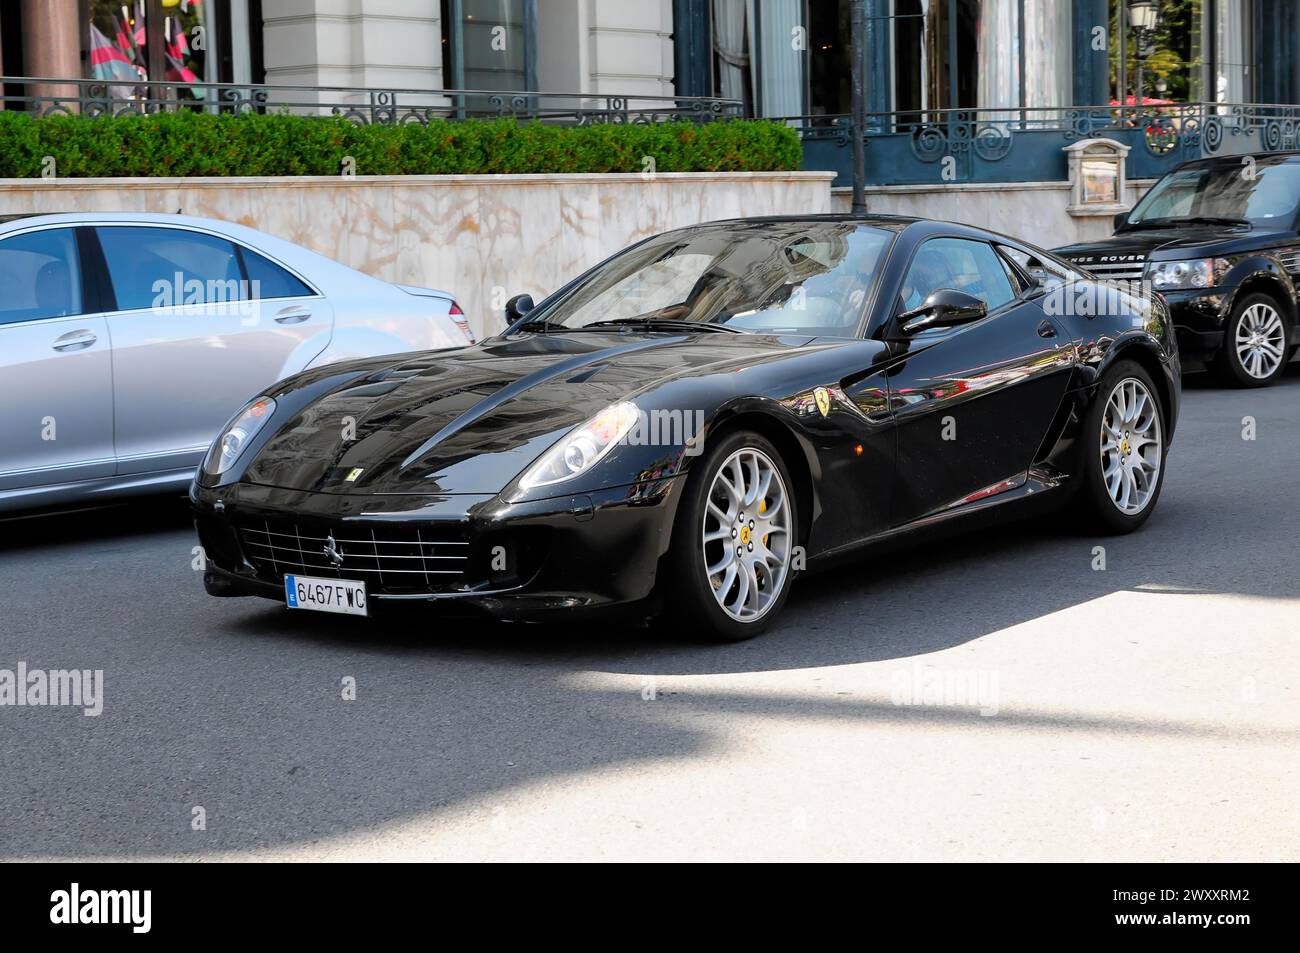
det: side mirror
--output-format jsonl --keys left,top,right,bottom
{"left": 896, "top": 289, "right": 987, "bottom": 335}
{"left": 1113, "top": 210, "right": 1130, "bottom": 232}
{"left": 505, "top": 293, "right": 535, "bottom": 323}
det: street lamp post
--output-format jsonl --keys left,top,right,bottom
{"left": 1129, "top": 0, "right": 1159, "bottom": 111}
{"left": 851, "top": 0, "right": 867, "bottom": 214}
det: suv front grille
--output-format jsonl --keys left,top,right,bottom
{"left": 238, "top": 519, "right": 469, "bottom": 594}
{"left": 1275, "top": 248, "right": 1300, "bottom": 273}
{"left": 1071, "top": 260, "right": 1147, "bottom": 283}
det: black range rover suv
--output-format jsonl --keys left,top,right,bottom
{"left": 1056, "top": 151, "right": 1300, "bottom": 387}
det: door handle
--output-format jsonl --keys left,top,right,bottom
{"left": 1037, "top": 320, "right": 1058, "bottom": 339}
{"left": 274, "top": 307, "right": 311, "bottom": 324}
{"left": 51, "top": 329, "right": 97, "bottom": 351}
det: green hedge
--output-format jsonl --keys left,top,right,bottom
{"left": 0, "top": 110, "right": 801, "bottom": 177}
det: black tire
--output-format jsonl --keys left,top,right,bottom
{"left": 1075, "top": 359, "right": 1168, "bottom": 534}
{"left": 1215, "top": 292, "right": 1291, "bottom": 388}
{"left": 660, "top": 429, "right": 799, "bottom": 642}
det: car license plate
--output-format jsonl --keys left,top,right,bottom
{"left": 284, "top": 574, "right": 368, "bottom": 616}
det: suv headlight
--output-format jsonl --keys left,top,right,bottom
{"left": 1147, "top": 258, "right": 1229, "bottom": 290}
{"left": 519, "top": 402, "right": 640, "bottom": 490}
{"left": 204, "top": 397, "right": 276, "bottom": 476}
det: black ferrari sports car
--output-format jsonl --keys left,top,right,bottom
{"left": 192, "top": 215, "right": 1180, "bottom": 639}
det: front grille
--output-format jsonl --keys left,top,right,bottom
{"left": 238, "top": 519, "right": 469, "bottom": 594}
{"left": 1275, "top": 248, "right": 1300, "bottom": 273}
{"left": 1071, "top": 259, "right": 1146, "bottom": 283}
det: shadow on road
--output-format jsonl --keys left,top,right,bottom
{"left": 0, "top": 495, "right": 192, "bottom": 553}
{"left": 0, "top": 370, "right": 1297, "bottom": 858}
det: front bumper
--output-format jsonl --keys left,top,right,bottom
{"left": 191, "top": 476, "right": 684, "bottom": 621}
{"left": 1160, "top": 287, "right": 1235, "bottom": 365}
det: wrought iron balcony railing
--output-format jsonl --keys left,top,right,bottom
{"left": 8, "top": 77, "right": 1296, "bottom": 187}
{"left": 0, "top": 76, "right": 743, "bottom": 126}
{"left": 781, "top": 101, "right": 1300, "bottom": 187}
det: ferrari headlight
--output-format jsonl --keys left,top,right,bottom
{"left": 519, "top": 402, "right": 640, "bottom": 489}
{"left": 1147, "top": 258, "right": 1228, "bottom": 291}
{"left": 204, "top": 397, "right": 276, "bottom": 476}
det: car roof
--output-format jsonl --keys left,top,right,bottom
{"left": 0, "top": 212, "right": 68, "bottom": 224}
{"left": 0, "top": 211, "right": 404, "bottom": 296}
{"left": 704, "top": 212, "right": 924, "bottom": 228}
{"left": 0, "top": 211, "right": 456, "bottom": 299}
{"left": 671, "top": 213, "right": 1052, "bottom": 253}
{"left": 1175, "top": 150, "right": 1300, "bottom": 170}
{"left": 0, "top": 211, "right": 261, "bottom": 232}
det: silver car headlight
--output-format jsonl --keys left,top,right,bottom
{"left": 519, "top": 402, "right": 640, "bottom": 490}
{"left": 1147, "top": 258, "right": 1228, "bottom": 291}
{"left": 204, "top": 397, "right": 276, "bottom": 476}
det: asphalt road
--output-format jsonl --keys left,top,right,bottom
{"left": 2, "top": 368, "right": 1298, "bottom": 862}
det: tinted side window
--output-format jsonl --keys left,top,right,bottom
{"left": 996, "top": 251, "right": 1027, "bottom": 294}
{"left": 901, "top": 238, "right": 1016, "bottom": 313}
{"left": 998, "top": 244, "right": 1076, "bottom": 290}
{"left": 241, "top": 248, "right": 314, "bottom": 299}
{"left": 97, "top": 226, "right": 244, "bottom": 311}
{"left": 0, "top": 228, "right": 84, "bottom": 326}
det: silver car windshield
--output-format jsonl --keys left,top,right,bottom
{"left": 527, "top": 222, "right": 897, "bottom": 336}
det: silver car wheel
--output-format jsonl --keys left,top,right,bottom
{"left": 1235, "top": 302, "right": 1286, "bottom": 379}
{"left": 701, "top": 448, "right": 792, "bottom": 623}
{"left": 1100, "top": 377, "right": 1163, "bottom": 516}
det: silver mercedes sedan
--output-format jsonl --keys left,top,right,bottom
{"left": 0, "top": 212, "right": 474, "bottom": 513}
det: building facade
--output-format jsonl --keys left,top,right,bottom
{"left": 3, "top": 0, "right": 1300, "bottom": 191}
{"left": 0, "top": 1, "right": 676, "bottom": 102}
{"left": 673, "top": 1, "right": 1300, "bottom": 119}
{"left": 4, "top": 2, "right": 1295, "bottom": 111}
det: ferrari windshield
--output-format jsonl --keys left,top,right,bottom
{"left": 1128, "top": 159, "right": 1300, "bottom": 227}
{"left": 522, "top": 221, "right": 897, "bottom": 336}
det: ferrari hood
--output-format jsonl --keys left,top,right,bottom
{"left": 242, "top": 330, "right": 819, "bottom": 495}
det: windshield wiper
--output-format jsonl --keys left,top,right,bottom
{"left": 1128, "top": 215, "right": 1250, "bottom": 229}
{"left": 515, "top": 316, "right": 743, "bottom": 335}
{"left": 514, "top": 318, "right": 578, "bottom": 333}
{"left": 581, "top": 318, "right": 743, "bottom": 334}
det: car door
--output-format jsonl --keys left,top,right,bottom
{"left": 0, "top": 226, "right": 116, "bottom": 494}
{"left": 885, "top": 236, "right": 1075, "bottom": 526}
{"left": 93, "top": 224, "right": 332, "bottom": 475}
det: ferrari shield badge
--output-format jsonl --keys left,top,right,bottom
{"left": 813, "top": 386, "right": 831, "bottom": 418}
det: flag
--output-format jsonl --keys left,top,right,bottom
{"left": 168, "top": 26, "right": 189, "bottom": 59}
{"left": 115, "top": 20, "right": 146, "bottom": 56}
{"left": 164, "top": 17, "right": 198, "bottom": 84}
{"left": 90, "top": 23, "right": 139, "bottom": 84}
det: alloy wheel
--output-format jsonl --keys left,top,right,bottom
{"left": 1235, "top": 302, "right": 1286, "bottom": 380}
{"left": 701, "top": 448, "right": 792, "bottom": 623}
{"left": 1100, "top": 377, "right": 1163, "bottom": 516}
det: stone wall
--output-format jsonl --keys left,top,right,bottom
{"left": 831, "top": 180, "right": 1157, "bottom": 251}
{"left": 0, "top": 171, "right": 835, "bottom": 338}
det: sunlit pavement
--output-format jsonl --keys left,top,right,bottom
{"left": 2, "top": 369, "right": 1297, "bottom": 862}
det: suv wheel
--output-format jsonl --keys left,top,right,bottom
{"left": 1217, "top": 293, "right": 1290, "bottom": 387}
